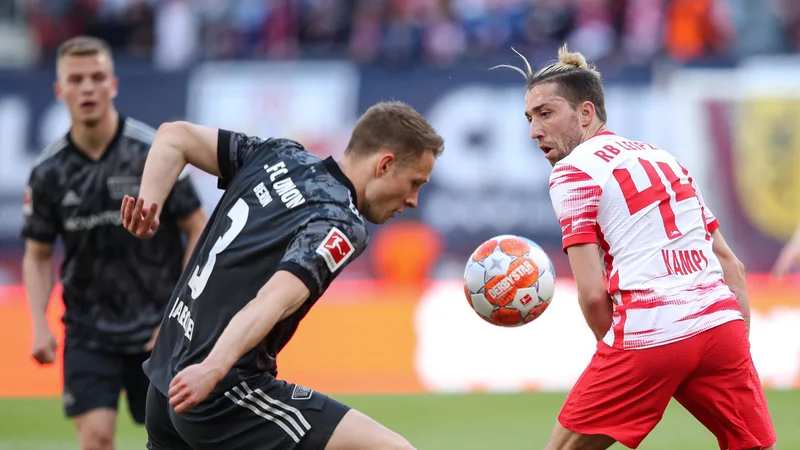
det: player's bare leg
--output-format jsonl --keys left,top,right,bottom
{"left": 543, "top": 421, "right": 615, "bottom": 450}
{"left": 73, "top": 408, "right": 116, "bottom": 450}
{"left": 325, "top": 409, "right": 415, "bottom": 450}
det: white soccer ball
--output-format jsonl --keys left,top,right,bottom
{"left": 463, "top": 235, "right": 556, "bottom": 327}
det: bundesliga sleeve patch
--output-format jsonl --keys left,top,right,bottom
{"left": 22, "top": 186, "right": 32, "bottom": 216}
{"left": 316, "top": 226, "right": 355, "bottom": 273}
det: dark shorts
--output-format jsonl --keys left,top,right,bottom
{"left": 146, "top": 376, "right": 351, "bottom": 450}
{"left": 63, "top": 345, "right": 150, "bottom": 424}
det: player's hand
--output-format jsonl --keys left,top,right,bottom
{"left": 168, "top": 362, "right": 224, "bottom": 413}
{"left": 144, "top": 325, "right": 160, "bottom": 352}
{"left": 31, "top": 325, "right": 57, "bottom": 365}
{"left": 121, "top": 195, "right": 160, "bottom": 239}
{"left": 772, "top": 236, "right": 800, "bottom": 278}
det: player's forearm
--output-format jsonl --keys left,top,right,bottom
{"left": 201, "top": 300, "right": 285, "bottom": 379}
{"left": 140, "top": 128, "right": 190, "bottom": 217}
{"left": 201, "top": 274, "right": 308, "bottom": 379}
{"left": 22, "top": 255, "right": 55, "bottom": 327}
{"left": 719, "top": 255, "right": 750, "bottom": 331}
{"left": 579, "top": 296, "right": 613, "bottom": 341}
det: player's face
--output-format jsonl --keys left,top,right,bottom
{"left": 54, "top": 54, "right": 118, "bottom": 127}
{"left": 525, "top": 82, "right": 583, "bottom": 167}
{"left": 363, "top": 150, "right": 435, "bottom": 224}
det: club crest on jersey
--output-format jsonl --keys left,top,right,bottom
{"left": 291, "top": 385, "right": 313, "bottom": 400}
{"left": 316, "top": 227, "right": 354, "bottom": 272}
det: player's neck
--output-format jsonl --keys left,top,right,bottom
{"left": 335, "top": 155, "right": 366, "bottom": 211}
{"left": 69, "top": 109, "right": 120, "bottom": 160}
{"left": 582, "top": 122, "right": 607, "bottom": 144}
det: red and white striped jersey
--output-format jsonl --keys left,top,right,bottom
{"left": 549, "top": 131, "right": 743, "bottom": 350}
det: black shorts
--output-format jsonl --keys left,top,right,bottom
{"left": 63, "top": 345, "right": 150, "bottom": 424}
{"left": 146, "top": 376, "right": 350, "bottom": 450}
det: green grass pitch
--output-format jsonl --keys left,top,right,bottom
{"left": 0, "top": 390, "right": 796, "bottom": 449}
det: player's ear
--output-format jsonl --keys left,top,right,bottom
{"left": 53, "top": 80, "right": 62, "bottom": 100}
{"left": 110, "top": 76, "right": 119, "bottom": 100}
{"left": 375, "top": 153, "right": 395, "bottom": 179}
{"left": 580, "top": 101, "right": 595, "bottom": 127}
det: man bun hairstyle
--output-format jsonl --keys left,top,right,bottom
{"left": 491, "top": 43, "right": 607, "bottom": 123}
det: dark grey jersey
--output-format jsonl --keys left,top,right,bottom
{"left": 21, "top": 116, "right": 202, "bottom": 354}
{"left": 143, "top": 131, "right": 369, "bottom": 399}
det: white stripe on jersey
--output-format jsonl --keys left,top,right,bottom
{"left": 123, "top": 117, "right": 157, "bottom": 144}
{"left": 31, "top": 137, "right": 69, "bottom": 168}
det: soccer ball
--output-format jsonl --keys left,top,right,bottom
{"left": 463, "top": 235, "right": 556, "bottom": 327}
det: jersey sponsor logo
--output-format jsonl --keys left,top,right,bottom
{"left": 291, "top": 384, "right": 313, "bottom": 400}
{"left": 22, "top": 186, "right": 32, "bottom": 216}
{"left": 316, "top": 227, "right": 355, "bottom": 272}
{"left": 168, "top": 298, "right": 194, "bottom": 340}
{"left": 63, "top": 210, "right": 121, "bottom": 231}
{"left": 61, "top": 190, "right": 81, "bottom": 207}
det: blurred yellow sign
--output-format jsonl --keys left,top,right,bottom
{"left": 735, "top": 99, "right": 800, "bottom": 241}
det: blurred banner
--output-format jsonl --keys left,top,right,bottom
{"left": 1, "top": 276, "right": 798, "bottom": 397}
{"left": 0, "top": 59, "right": 798, "bottom": 273}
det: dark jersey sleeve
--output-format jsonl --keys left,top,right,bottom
{"left": 162, "top": 169, "right": 203, "bottom": 219}
{"left": 216, "top": 129, "right": 268, "bottom": 190}
{"left": 277, "top": 217, "right": 368, "bottom": 299}
{"left": 20, "top": 168, "right": 60, "bottom": 243}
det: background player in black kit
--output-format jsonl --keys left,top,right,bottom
{"left": 21, "top": 36, "right": 207, "bottom": 450}
{"left": 121, "top": 101, "right": 444, "bottom": 449}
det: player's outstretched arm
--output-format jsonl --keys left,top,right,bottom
{"left": 772, "top": 223, "right": 800, "bottom": 278}
{"left": 711, "top": 229, "right": 750, "bottom": 336}
{"left": 121, "top": 122, "right": 219, "bottom": 238}
{"left": 167, "top": 271, "right": 310, "bottom": 413}
{"left": 22, "top": 239, "right": 58, "bottom": 364}
{"left": 566, "top": 243, "right": 613, "bottom": 341}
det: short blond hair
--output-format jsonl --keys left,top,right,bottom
{"left": 57, "top": 36, "right": 113, "bottom": 67}
{"left": 492, "top": 44, "right": 607, "bottom": 122}
{"left": 345, "top": 101, "right": 444, "bottom": 165}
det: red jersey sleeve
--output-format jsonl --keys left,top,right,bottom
{"left": 549, "top": 164, "right": 602, "bottom": 252}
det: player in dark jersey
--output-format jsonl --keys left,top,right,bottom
{"left": 21, "top": 36, "right": 207, "bottom": 450}
{"left": 120, "top": 101, "right": 444, "bottom": 449}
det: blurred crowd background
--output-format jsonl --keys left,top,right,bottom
{"left": 0, "top": 0, "right": 798, "bottom": 71}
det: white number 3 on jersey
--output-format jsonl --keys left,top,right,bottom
{"left": 188, "top": 198, "right": 249, "bottom": 299}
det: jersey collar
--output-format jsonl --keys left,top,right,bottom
{"left": 589, "top": 130, "right": 616, "bottom": 139}
{"left": 323, "top": 157, "right": 358, "bottom": 207}
{"left": 66, "top": 114, "right": 126, "bottom": 163}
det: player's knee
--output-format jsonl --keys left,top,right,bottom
{"left": 78, "top": 430, "right": 114, "bottom": 450}
{"left": 384, "top": 433, "right": 415, "bottom": 450}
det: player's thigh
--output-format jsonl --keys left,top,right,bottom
{"left": 545, "top": 421, "right": 615, "bottom": 450}
{"left": 144, "top": 383, "right": 192, "bottom": 450}
{"left": 556, "top": 340, "right": 698, "bottom": 450}
{"left": 121, "top": 351, "right": 151, "bottom": 424}
{"left": 170, "top": 377, "right": 355, "bottom": 450}
{"left": 63, "top": 345, "right": 124, "bottom": 420}
{"left": 323, "top": 408, "right": 413, "bottom": 450}
{"left": 673, "top": 321, "right": 777, "bottom": 450}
